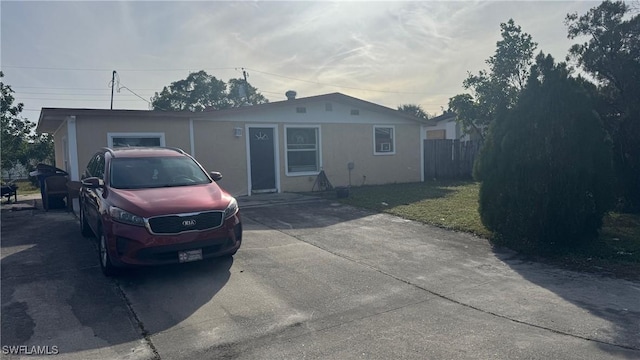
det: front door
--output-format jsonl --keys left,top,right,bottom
{"left": 249, "top": 127, "right": 277, "bottom": 193}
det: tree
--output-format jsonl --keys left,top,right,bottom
{"left": 151, "top": 70, "right": 268, "bottom": 111}
{"left": 1, "top": 72, "right": 54, "bottom": 172}
{"left": 151, "top": 71, "right": 229, "bottom": 111}
{"left": 397, "top": 104, "right": 430, "bottom": 120}
{"left": 227, "top": 78, "right": 268, "bottom": 108}
{"left": 475, "top": 54, "right": 614, "bottom": 253}
{"left": 449, "top": 19, "right": 538, "bottom": 140}
{"left": 565, "top": 0, "right": 640, "bottom": 212}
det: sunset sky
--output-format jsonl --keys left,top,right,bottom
{"left": 1, "top": 1, "right": 599, "bottom": 125}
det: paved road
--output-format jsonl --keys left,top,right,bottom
{"left": 1, "top": 195, "right": 639, "bottom": 359}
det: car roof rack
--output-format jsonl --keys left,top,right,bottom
{"left": 101, "top": 146, "right": 187, "bottom": 156}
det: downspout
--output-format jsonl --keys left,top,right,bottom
{"left": 67, "top": 116, "right": 80, "bottom": 181}
{"left": 189, "top": 118, "right": 195, "bottom": 157}
{"left": 420, "top": 123, "right": 425, "bottom": 182}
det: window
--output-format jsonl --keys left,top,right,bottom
{"left": 94, "top": 154, "right": 105, "bottom": 179}
{"left": 110, "top": 157, "right": 210, "bottom": 189}
{"left": 374, "top": 126, "right": 395, "bottom": 155}
{"left": 86, "top": 153, "right": 105, "bottom": 179}
{"left": 286, "top": 127, "right": 320, "bottom": 175}
{"left": 108, "top": 132, "right": 165, "bottom": 148}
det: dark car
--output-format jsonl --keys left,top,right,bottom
{"left": 79, "top": 147, "right": 242, "bottom": 276}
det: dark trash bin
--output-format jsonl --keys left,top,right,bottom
{"left": 29, "top": 164, "right": 69, "bottom": 209}
{"left": 335, "top": 186, "right": 350, "bottom": 199}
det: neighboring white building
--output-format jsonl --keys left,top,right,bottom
{"left": 426, "top": 112, "right": 471, "bottom": 141}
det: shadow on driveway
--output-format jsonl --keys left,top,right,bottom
{"left": 242, "top": 198, "right": 640, "bottom": 358}
{"left": 495, "top": 250, "right": 640, "bottom": 357}
{"left": 1, "top": 204, "right": 230, "bottom": 358}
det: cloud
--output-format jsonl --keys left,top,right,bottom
{"left": 1, "top": 0, "right": 603, "bottom": 119}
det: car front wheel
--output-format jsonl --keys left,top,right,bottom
{"left": 99, "top": 230, "right": 119, "bottom": 277}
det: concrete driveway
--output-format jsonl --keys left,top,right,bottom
{"left": 1, "top": 194, "right": 639, "bottom": 359}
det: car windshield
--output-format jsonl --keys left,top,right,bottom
{"left": 110, "top": 156, "right": 212, "bottom": 189}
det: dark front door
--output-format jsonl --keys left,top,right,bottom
{"left": 249, "top": 127, "right": 276, "bottom": 192}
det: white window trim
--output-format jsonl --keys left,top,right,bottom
{"left": 285, "top": 125, "right": 322, "bottom": 177}
{"left": 373, "top": 125, "right": 396, "bottom": 155}
{"left": 107, "top": 132, "right": 166, "bottom": 148}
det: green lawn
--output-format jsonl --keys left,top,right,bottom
{"left": 1, "top": 180, "right": 40, "bottom": 202}
{"left": 335, "top": 180, "right": 640, "bottom": 279}
{"left": 13, "top": 179, "right": 41, "bottom": 195}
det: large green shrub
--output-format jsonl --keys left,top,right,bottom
{"left": 474, "top": 54, "right": 614, "bottom": 253}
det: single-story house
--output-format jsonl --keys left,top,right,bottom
{"left": 37, "top": 92, "right": 438, "bottom": 197}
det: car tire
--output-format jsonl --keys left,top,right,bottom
{"left": 79, "top": 204, "right": 93, "bottom": 238}
{"left": 99, "top": 229, "right": 119, "bottom": 277}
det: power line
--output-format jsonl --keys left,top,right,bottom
{"left": 7, "top": 64, "right": 440, "bottom": 96}
{"left": 8, "top": 65, "right": 452, "bottom": 110}
{"left": 19, "top": 91, "right": 116, "bottom": 95}
{"left": 2, "top": 65, "right": 237, "bottom": 72}
{"left": 13, "top": 85, "right": 159, "bottom": 90}
{"left": 118, "top": 85, "right": 153, "bottom": 105}
{"left": 17, "top": 98, "right": 147, "bottom": 102}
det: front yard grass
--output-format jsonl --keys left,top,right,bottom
{"left": 1, "top": 179, "right": 40, "bottom": 203}
{"left": 335, "top": 180, "right": 640, "bottom": 280}
{"left": 13, "top": 179, "right": 40, "bottom": 195}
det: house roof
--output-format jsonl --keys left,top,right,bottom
{"left": 37, "top": 92, "right": 429, "bottom": 134}
{"left": 37, "top": 108, "right": 190, "bottom": 133}
{"left": 193, "top": 92, "right": 431, "bottom": 124}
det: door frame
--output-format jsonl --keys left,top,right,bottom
{"left": 245, "top": 124, "right": 280, "bottom": 196}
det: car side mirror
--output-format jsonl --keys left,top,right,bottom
{"left": 81, "top": 177, "right": 104, "bottom": 188}
{"left": 210, "top": 171, "right": 222, "bottom": 182}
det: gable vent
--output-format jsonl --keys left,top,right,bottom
{"left": 296, "top": 107, "right": 307, "bottom": 113}
{"left": 350, "top": 109, "right": 360, "bottom": 116}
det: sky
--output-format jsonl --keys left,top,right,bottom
{"left": 1, "top": 1, "right": 601, "bottom": 126}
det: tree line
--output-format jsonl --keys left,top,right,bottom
{"left": 448, "top": 0, "right": 639, "bottom": 253}
{"left": 1, "top": 71, "right": 54, "bottom": 176}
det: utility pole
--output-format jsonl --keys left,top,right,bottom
{"left": 110, "top": 70, "right": 116, "bottom": 110}
{"left": 241, "top": 68, "right": 249, "bottom": 103}
{"left": 242, "top": 68, "right": 248, "bottom": 82}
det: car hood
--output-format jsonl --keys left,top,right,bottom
{"left": 107, "top": 184, "right": 233, "bottom": 218}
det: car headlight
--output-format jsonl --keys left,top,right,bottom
{"left": 224, "top": 198, "right": 239, "bottom": 219}
{"left": 109, "top": 206, "right": 145, "bottom": 226}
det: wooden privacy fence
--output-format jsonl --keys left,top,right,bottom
{"left": 424, "top": 139, "right": 481, "bottom": 179}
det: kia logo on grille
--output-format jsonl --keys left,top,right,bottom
{"left": 182, "top": 219, "right": 197, "bottom": 227}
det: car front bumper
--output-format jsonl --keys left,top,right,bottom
{"left": 105, "top": 214, "right": 242, "bottom": 267}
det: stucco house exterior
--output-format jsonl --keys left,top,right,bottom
{"left": 37, "top": 92, "right": 434, "bottom": 197}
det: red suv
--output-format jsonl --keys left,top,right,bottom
{"left": 79, "top": 147, "right": 242, "bottom": 276}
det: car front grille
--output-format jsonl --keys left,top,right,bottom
{"left": 147, "top": 211, "right": 224, "bottom": 234}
